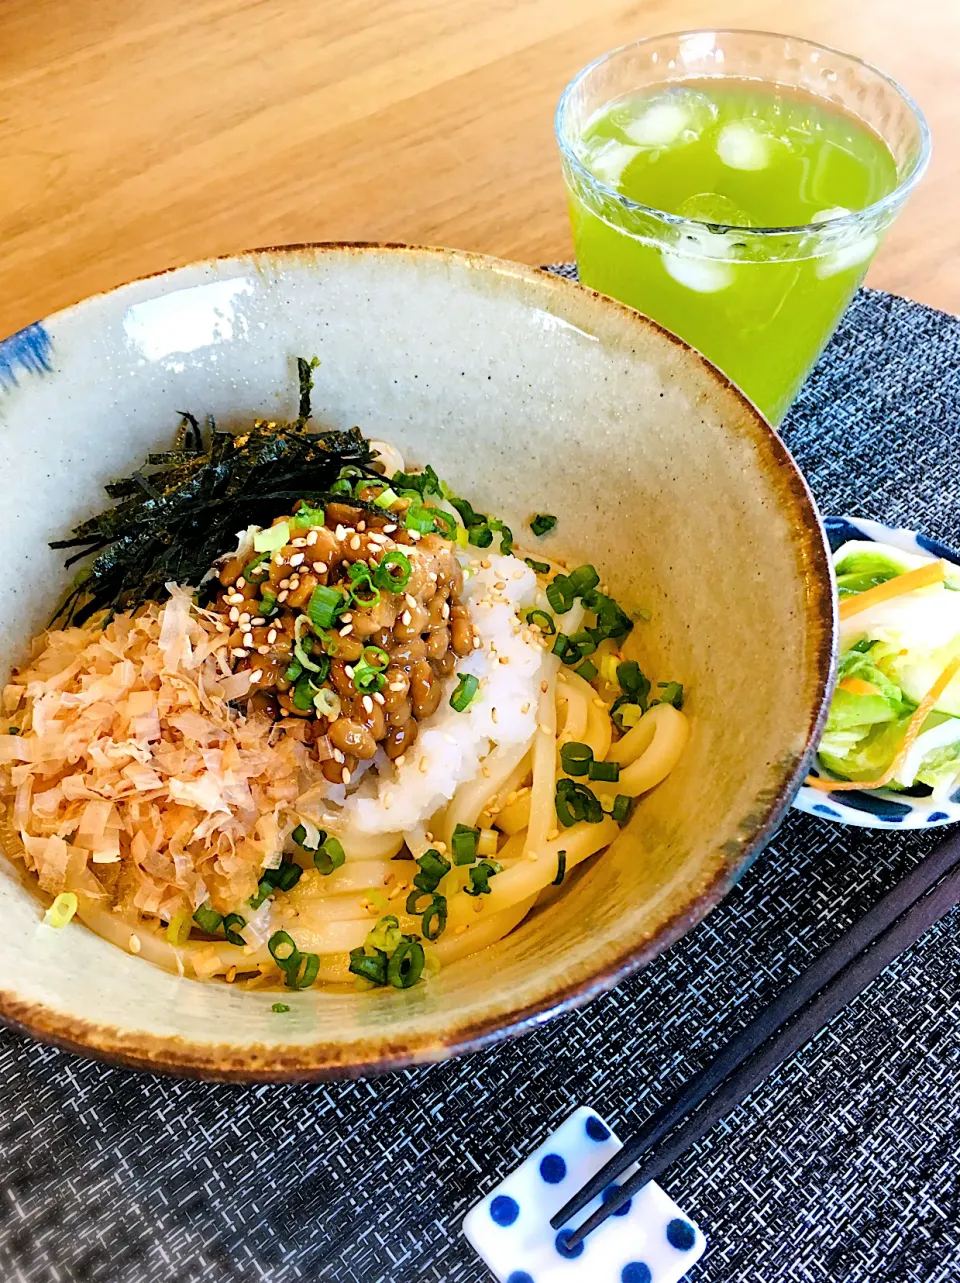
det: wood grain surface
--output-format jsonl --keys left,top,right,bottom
{"left": 0, "top": 0, "right": 955, "bottom": 337}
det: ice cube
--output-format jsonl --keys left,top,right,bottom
{"left": 716, "top": 121, "right": 771, "bottom": 171}
{"left": 617, "top": 89, "right": 716, "bottom": 149}
{"left": 577, "top": 136, "right": 641, "bottom": 187}
{"left": 662, "top": 250, "right": 735, "bottom": 292}
{"left": 677, "top": 192, "right": 754, "bottom": 227}
{"left": 815, "top": 233, "right": 878, "bottom": 278}
{"left": 811, "top": 206, "right": 851, "bottom": 224}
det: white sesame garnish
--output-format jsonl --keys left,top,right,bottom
{"left": 239, "top": 612, "right": 251, "bottom": 626}
{"left": 279, "top": 578, "right": 291, "bottom": 590}
{"left": 288, "top": 577, "right": 300, "bottom": 591}
{"left": 401, "top": 611, "right": 412, "bottom": 626}
{"left": 256, "top": 644, "right": 269, "bottom": 655}
{"left": 481, "top": 559, "right": 492, "bottom": 570}
{"left": 521, "top": 702, "right": 531, "bottom": 714}
{"left": 345, "top": 665, "right": 355, "bottom": 678}
{"left": 226, "top": 592, "right": 244, "bottom": 605}
{"left": 362, "top": 695, "right": 374, "bottom": 714}
{"left": 333, "top": 749, "right": 345, "bottom": 763}
{"left": 129, "top": 934, "right": 141, "bottom": 954}
{"left": 473, "top": 637, "right": 482, "bottom": 649}
{"left": 441, "top": 602, "right": 450, "bottom": 620}
{"left": 539, "top": 722, "right": 551, "bottom": 735}
{"left": 349, "top": 535, "right": 362, "bottom": 551}
{"left": 335, "top": 524, "right": 347, "bottom": 540}
{"left": 277, "top": 591, "right": 289, "bottom": 603}
{"left": 383, "top": 524, "right": 398, "bottom": 534}
{"left": 368, "top": 532, "right": 388, "bottom": 545}
{"left": 527, "top": 851, "right": 539, "bottom": 862}
{"left": 373, "top": 692, "right": 385, "bottom": 705}
{"left": 228, "top": 607, "right": 240, "bottom": 623}
{"left": 231, "top": 647, "right": 248, "bottom": 658}
{"left": 250, "top": 669, "right": 263, "bottom": 684}
{"left": 233, "top": 577, "right": 246, "bottom": 589}
{"left": 409, "top": 531, "right": 422, "bottom": 542}
{"left": 491, "top": 708, "right": 499, "bottom": 724}
{"left": 312, "top": 561, "right": 327, "bottom": 574}
{"left": 419, "top": 758, "right": 429, "bottom": 774}
{"left": 389, "top": 681, "right": 405, "bottom": 692}
{"left": 342, "top": 767, "right": 351, "bottom": 785}
{"left": 249, "top": 617, "right": 265, "bottom": 627}
{"left": 242, "top": 632, "right": 254, "bottom": 647}
{"left": 341, "top": 612, "right": 353, "bottom": 623}
{"left": 395, "top": 754, "right": 406, "bottom": 767}
{"left": 405, "top": 593, "right": 417, "bottom": 609}
{"left": 306, "top": 530, "right": 318, "bottom": 545}
{"left": 357, "top": 521, "right": 366, "bottom": 532}
{"left": 339, "top": 624, "right": 354, "bottom": 636}
{"left": 289, "top": 553, "right": 305, "bottom": 567}
{"left": 267, "top": 628, "right": 278, "bottom": 644}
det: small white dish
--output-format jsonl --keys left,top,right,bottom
{"left": 793, "top": 515, "right": 960, "bottom": 829}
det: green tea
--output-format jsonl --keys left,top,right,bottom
{"left": 569, "top": 81, "right": 899, "bottom": 422}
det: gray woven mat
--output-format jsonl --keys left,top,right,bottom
{"left": 1, "top": 274, "right": 959, "bottom": 1283}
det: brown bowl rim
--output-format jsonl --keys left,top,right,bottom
{"left": 0, "top": 241, "right": 837, "bottom": 1081}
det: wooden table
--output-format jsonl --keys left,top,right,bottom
{"left": 1, "top": 0, "right": 956, "bottom": 338}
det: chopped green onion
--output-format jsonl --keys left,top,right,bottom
{"left": 348, "top": 947, "right": 388, "bottom": 986}
{"left": 477, "top": 827, "right": 499, "bottom": 857}
{"left": 420, "top": 894, "right": 447, "bottom": 941}
{"left": 490, "top": 520, "right": 514, "bottom": 555}
{"left": 372, "top": 549, "right": 411, "bottom": 592}
{"left": 405, "top": 505, "right": 437, "bottom": 535}
{"left": 44, "top": 892, "right": 78, "bottom": 929}
{"left": 455, "top": 525, "right": 469, "bottom": 548}
{"left": 387, "top": 936, "right": 425, "bottom": 988}
{"left": 449, "top": 495, "right": 480, "bottom": 526}
{"left": 8, "top": 726, "right": 21, "bottom": 735}
{"left": 552, "top": 851, "right": 567, "bottom": 886}
{"left": 452, "top": 823, "right": 480, "bottom": 865}
{"left": 292, "top": 503, "right": 325, "bottom": 528}
{"left": 617, "top": 660, "right": 650, "bottom": 707}
{"left": 560, "top": 742, "right": 594, "bottom": 776}
{"left": 555, "top": 778, "right": 604, "bottom": 826}
{"left": 345, "top": 562, "right": 381, "bottom": 609}
{"left": 531, "top": 514, "right": 558, "bottom": 537}
{"left": 165, "top": 908, "right": 192, "bottom": 946}
{"left": 450, "top": 673, "right": 479, "bottom": 712}
{"left": 222, "top": 913, "right": 246, "bottom": 945}
{"left": 307, "top": 584, "right": 345, "bottom": 630}
{"left": 552, "top": 632, "right": 595, "bottom": 665}
{"left": 525, "top": 557, "right": 551, "bottom": 574}
{"left": 368, "top": 915, "right": 402, "bottom": 954}
{"left": 392, "top": 465, "right": 442, "bottom": 498}
{"left": 248, "top": 879, "right": 273, "bottom": 910}
{"left": 611, "top": 794, "right": 633, "bottom": 824}
{"left": 253, "top": 521, "right": 290, "bottom": 554}
{"left": 431, "top": 509, "right": 458, "bottom": 540}
{"left": 412, "top": 848, "right": 451, "bottom": 895}
{"left": 373, "top": 486, "right": 400, "bottom": 509}
{"left": 313, "top": 687, "right": 342, "bottom": 720}
{"left": 567, "top": 564, "right": 600, "bottom": 596}
{"left": 268, "top": 930, "right": 298, "bottom": 965}
{"left": 284, "top": 657, "right": 303, "bottom": 683}
{"left": 464, "top": 859, "right": 502, "bottom": 897}
{"left": 294, "top": 635, "right": 329, "bottom": 676}
{"left": 329, "top": 477, "right": 354, "bottom": 496}
{"left": 467, "top": 523, "right": 494, "bottom": 547}
{"left": 575, "top": 658, "right": 599, "bottom": 682}
{"left": 292, "top": 673, "right": 320, "bottom": 710}
{"left": 315, "top": 836, "right": 345, "bottom": 875}
{"left": 589, "top": 759, "right": 620, "bottom": 783}
{"left": 292, "top": 823, "right": 324, "bottom": 851}
{"left": 405, "top": 887, "right": 434, "bottom": 916}
{"left": 546, "top": 576, "right": 574, "bottom": 614}
{"left": 243, "top": 552, "right": 270, "bottom": 582}
{"left": 655, "top": 681, "right": 684, "bottom": 709}
{"left": 259, "top": 589, "right": 279, "bottom": 619}
{"left": 610, "top": 694, "right": 643, "bottom": 731}
{"left": 352, "top": 657, "right": 387, "bottom": 694}
{"left": 193, "top": 903, "right": 224, "bottom": 934}
{"left": 284, "top": 951, "right": 320, "bottom": 989}
{"left": 582, "top": 588, "right": 633, "bottom": 643}
{"left": 525, "top": 609, "right": 555, "bottom": 635}
{"left": 274, "top": 861, "right": 303, "bottom": 892}
{"left": 272, "top": 1002, "right": 290, "bottom": 1013}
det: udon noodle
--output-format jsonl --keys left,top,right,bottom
{"left": 0, "top": 426, "right": 688, "bottom": 996}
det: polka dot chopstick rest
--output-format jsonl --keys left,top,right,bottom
{"left": 463, "top": 1107, "right": 705, "bottom": 1283}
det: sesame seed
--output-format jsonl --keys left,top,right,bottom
{"left": 373, "top": 692, "right": 385, "bottom": 705}
{"left": 481, "top": 559, "right": 491, "bottom": 569}
{"left": 362, "top": 695, "right": 374, "bottom": 714}
{"left": 233, "top": 577, "right": 245, "bottom": 589}
{"left": 455, "top": 924, "right": 468, "bottom": 935}
{"left": 506, "top": 791, "right": 517, "bottom": 805}
{"left": 226, "top": 966, "right": 237, "bottom": 983}
{"left": 292, "top": 537, "right": 308, "bottom": 548}
{"left": 345, "top": 665, "right": 355, "bottom": 678}
{"left": 521, "top": 702, "right": 531, "bottom": 714}
{"left": 226, "top": 592, "right": 244, "bottom": 605}
{"left": 473, "top": 637, "right": 482, "bottom": 649}
{"left": 250, "top": 669, "right": 263, "bottom": 684}
{"left": 342, "top": 767, "right": 351, "bottom": 785}
{"left": 419, "top": 757, "right": 429, "bottom": 774}
{"left": 395, "top": 754, "right": 406, "bottom": 767}
{"left": 231, "top": 648, "right": 248, "bottom": 658}
{"left": 442, "top": 602, "right": 450, "bottom": 620}
{"left": 491, "top": 708, "right": 499, "bottom": 724}
{"left": 312, "top": 561, "right": 327, "bottom": 573}
{"left": 405, "top": 593, "right": 417, "bottom": 609}
{"left": 129, "top": 934, "right": 141, "bottom": 954}
{"left": 495, "top": 580, "right": 507, "bottom": 591}
{"left": 277, "top": 591, "right": 289, "bottom": 603}
{"left": 357, "top": 521, "right": 366, "bottom": 532}
{"left": 368, "top": 532, "right": 388, "bottom": 545}
{"left": 341, "top": 612, "right": 353, "bottom": 623}
{"left": 238, "top": 612, "right": 251, "bottom": 625}
{"left": 289, "top": 553, "right": 305, "bottom": 567}
{"left": 306, "top": 530, "right": 319, "bottom": 545}
{"left": 335, "top": 524, "right": 347, "bottom": 540}
{"left": 243, "top": 632, "right": 254, "bottom": 648}
{"left": 333, "top": 749, "right": 345, "bottom": 763}
{"left": 389, "top": 681, "right": 406, "bottom": 692}
{"left": 349, "top": 535, "right": 362, "bottom": 551}
{"left": 541, "top": 681, "right": 549, "bottom": 693}
{"left": 279, "top": 578, "right": 291, "bottom": 590}
{"left": 267, "top": 628, "right": 278, "bottom": 644}
{"left": 384, "top": 793, "right": 394, "bottom": 809}
{"left": 527, "top": 851, "right": 539, "bottom": 862}
{"left": 401, "top": 611, "right": 412, "bottom": 626}
{"left": 428, "top": 572, "right": 438, "bottom": 582}
{"left": 425, "top": 831, "right": 434, "bottom": 841}
{"left": 547, "top": 828, "right": 559, "bottom": 840}
{"left": 498, "top": 656, "right": 510, "bottom": 665}
{"left": 257, "top": 644, "right": 270, "bottom": 655}
{"left": 250, "top": 617, "right": 265, "bottom": 627}
{"left": 409, "top": 531, "right": 422, "bottom": 542}
{"left": 339, "top": 624, "right": 354, "bottom": 636}
{"left": 481, "top": 765, "right": 490, "bottom": 778}
{"left": 288, "top": 577, "right": 300, "bottom": 591}
{"left": 539, "top": 723, "right": 551, "bottom": 735}
{"left": 383, "top": 524, "right": 398, "bottom": 533}
{"left": 228, "top": 607, "right": 240, "bottom": 623}
{"left": 473, "top": 901, "right": 484, "bottom": 914}
{"left": 434, "top": 841, "right": 447, "bottom": 854}
{"left": 593, "top": 697, "right": 607, "bottom": 708}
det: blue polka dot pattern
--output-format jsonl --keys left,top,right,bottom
{"left": 585, "top": 1115, "right": 610, "bottom": 1141}
{"left": 602, "top": 1183, "right": 632, "bottom": 1216}
{"left": 554, "top": 1229, "right": 584, "bottom": 1259}
{"left": 928, "top": 811, "right": 949, "bottom": 822}
{"left": 812, "top": 803, "right": 840, "bottom": 817}
{"left": 666, "top": 1217, "right": 696, "bottom": 1251}
{"left": 622, "top": 1265, "right": 652, "bottom": 1283}
{"left": 507, "top": 1273, "right": 534, "bottom": 1283}
{"left": 490, "top": 1195, "right": 519, "bottom": 1227}
{"left": 539, "top": 1153, "right": 566, "bottom": 1184}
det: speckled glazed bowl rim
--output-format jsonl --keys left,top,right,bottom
{"left": 0, "top": 243, "right": 836, "bottom": 1081}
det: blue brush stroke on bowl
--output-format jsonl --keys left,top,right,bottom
{"left": 794, "top": 515, "right": 960, "bottom": 831}
{"left": 0, "top": 323, "right": 53, "bottom": 390}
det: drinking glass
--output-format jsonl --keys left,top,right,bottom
{"left": 556, "top": 31, "right": 930, "bottom": 424}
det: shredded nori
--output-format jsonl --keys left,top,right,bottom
{"left": 50, "top": 357, "right": 380, "bottom": 626}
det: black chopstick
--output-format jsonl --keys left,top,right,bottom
{"left": 552, "top": 828, "right": 960, "bottom": 1247}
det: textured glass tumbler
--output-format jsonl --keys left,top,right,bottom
{"left": 556, "top": 31, "right": 930, "bottom": 425}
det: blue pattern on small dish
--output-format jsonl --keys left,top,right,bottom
{"left": 0, "top": 323, "right": 53, "bottom": 389}
{"left": 793, "top": 515, "right": 960, "bottom": 829}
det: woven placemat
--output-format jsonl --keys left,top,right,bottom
{"left": 1, "top": 276, "right": 958, "bottom": 1283}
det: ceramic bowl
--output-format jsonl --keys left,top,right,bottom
{"left": 794, "top": 514, "right": 960, "bottom": 829}
{"left": 0, "top": 244, "right": 834, "bottom": 1080}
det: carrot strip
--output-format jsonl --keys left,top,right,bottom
{"left": 807, "top": 654, "right": 960, "bottom": 792}
{"left": 838, "top": 560, "right": 944, "bottom": 621}
{"left": 838, "top": 677, "right": 881, "bottom": 697}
